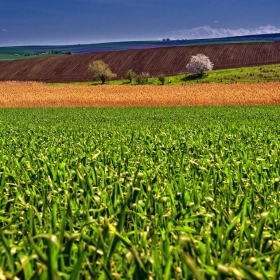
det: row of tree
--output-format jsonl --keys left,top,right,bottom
{"left": 88, "top": 54, "right": 213, "bottom": 84}
{"left": 126, "top": 70, "right": 166, "bottom": 85}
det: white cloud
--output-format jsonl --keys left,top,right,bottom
{"left": 170, "top": 25, "right": 280, "bottom": 39}
{"left": 2, "top": 29, "right": 7, "bottom": 32}
{"left": 254, "top": 25, "right": 280, "bottom": 34}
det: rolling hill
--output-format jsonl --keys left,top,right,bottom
{"left": 1, "top": 33, "right": 280, "bottom": 61}
{"left": 0, "top": 41, "right": 280, "bottom": 83}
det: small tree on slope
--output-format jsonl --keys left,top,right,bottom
{"left": 126, "top": 69, "right": 136, "bottom": 83}
{"left": 186, "top": 54, "right": 214, "bottom": 76}
{"left": 88, "top": 60, "right": 117, "bottom": 84}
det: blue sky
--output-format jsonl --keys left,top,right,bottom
{"left": 0, "top": 0, "right": 280, "bottom": 46}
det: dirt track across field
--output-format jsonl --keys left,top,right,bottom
{"left": 1, "top": 81, "right": 280, "bottom": 107}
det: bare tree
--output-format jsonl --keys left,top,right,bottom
{"left": 88, "top": 60, "right": 117, "bottom": 84}
{"left": 186, "top": 54, "right": 214, "bottom": 76}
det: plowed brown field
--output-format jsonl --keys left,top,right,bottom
{"left": 1, "top": 42, "right": 280, "bottom": 83}
{"left": 1, "top": 81, "right": 280, "bottom": 107}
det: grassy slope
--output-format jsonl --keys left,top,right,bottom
{"left": 47, "top": 63, "right": 280, "bottom": 86}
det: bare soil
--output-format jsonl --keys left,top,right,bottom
{"left": 0, "top": 42, "right": 280, "bottom": 83}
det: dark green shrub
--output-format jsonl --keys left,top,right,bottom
{"left": 136, "top": 72, "right": 150, "bottom": 85}
{"left": 158, "top": 74, "right": 166, "bottom": 85}
{"left": 126, "top": 69, "right": 136, "bottom": 83}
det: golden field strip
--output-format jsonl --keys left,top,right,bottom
{"left": 0, "top": 81, "right": 280, "bottom": 107}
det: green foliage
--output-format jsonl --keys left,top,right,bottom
{"left": 88, "top": 60, "right": 117, "bottom": 84}
{"left": 136, "top": 72, "right": 150, "bottom": 84}
{"left": 180, "top": 63, "right": 280, "bottom": 84}
{"left": 48, "top": 63, "right": 280, "bottom": 86}
{"left": 0, "top": 106, "right": 280, "bottom": 279}
{"left": 157, "top": 74, "right": 166, "bottom": 85}
{"left": 125, "top": 69, "right": 136, "bottom": 83}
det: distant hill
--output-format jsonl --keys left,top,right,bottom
{"left": 1, "top": 41, "right": 280, "bottom": 83}
{"left": 1, "top": 33, "right": 280, "bottom": 61}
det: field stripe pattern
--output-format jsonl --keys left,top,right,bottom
{"left": 1, "top": 42, "right": 280, "bottom": 82}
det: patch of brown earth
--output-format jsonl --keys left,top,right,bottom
{"left": 0, "top": 42, "right": 280, "bottom": 83}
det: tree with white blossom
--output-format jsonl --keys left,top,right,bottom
{"left": 186, "top": 54, "right": 214, "bottom": 76}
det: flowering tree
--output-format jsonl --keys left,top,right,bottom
{"left": 186, "top": 54, "right": 214, "bottom": 76}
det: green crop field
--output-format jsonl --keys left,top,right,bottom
{"left": 0, "top": 47, "right": 60, "bottom": 61}
{"left": 0, "top": 107, "right": 280, "bottom": 279}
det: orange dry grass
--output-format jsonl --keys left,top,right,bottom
{"left": 0, "top": 81, "right": 280, "bottom": 107}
